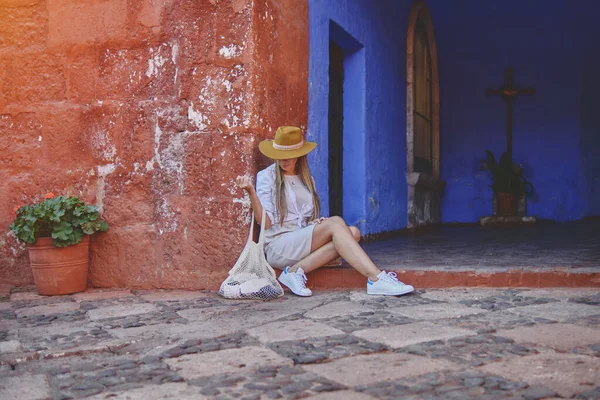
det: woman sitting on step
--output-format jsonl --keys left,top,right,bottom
{"left": 236, "top": 126, "right": 415, "bottom": 297}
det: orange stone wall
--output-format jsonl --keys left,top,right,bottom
{"left": 0, "top": 0, "right": 308, "bottom": 289}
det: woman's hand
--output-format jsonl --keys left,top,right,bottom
{"left": 236, "top": 175, "right": 254, "bottom": 192}
{"left": 310, "top": 217, "right": 327, "bottom": 225}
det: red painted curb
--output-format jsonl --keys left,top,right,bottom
{"left": 306, "top": 268, "right": 600, "bottom": 289}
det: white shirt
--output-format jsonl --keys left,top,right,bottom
{"left": 256, "top": 164, "right": 315, "bottom": 244}
{"left": 285, "top": 175, "right": 312, "bottom": 212}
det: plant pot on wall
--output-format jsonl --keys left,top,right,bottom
{"left": 496, "top": 192, "right": 517, "bottom": 217}
{"left": 27, "top": 236, "right": 90, "bottom": 296}
{"left": 9, "top": 194, "right": 109, "bottom": 296}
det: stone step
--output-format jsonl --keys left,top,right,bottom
{"left": 306, "top": 265, "right": 600, "bottom": 289}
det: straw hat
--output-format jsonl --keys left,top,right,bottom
{"left": 259, "top": 126, "right": 317, "bottom": 160}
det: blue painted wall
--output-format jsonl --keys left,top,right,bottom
{"left": 308, "top": 0, "right": 600, "bottom": 234}
{"left": 580, "top": 38, "right": 600, "bottom": 217}
{"left": 427, "top": 0, "right": 600, "bottom": 222}
{"left": 308, "top": 0, "right": 411, "bottom": 234}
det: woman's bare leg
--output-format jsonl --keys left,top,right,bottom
{"left": 290, "top": 218, "right": 380, "bottom": 280}
{"left": 291, "top": 242, "right": 338, "bottom": 274}
{"left": 290, "top": 226, "right": 360, "bottom": 274}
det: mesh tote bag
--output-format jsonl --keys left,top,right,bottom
{"left": 219, "top": 208, "right": 284, "bottom": 300}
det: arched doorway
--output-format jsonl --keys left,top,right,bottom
{"left": 406, "top": 0, "right": 445, "bottom": 228}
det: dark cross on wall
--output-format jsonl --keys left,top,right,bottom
{"left": 485, "top": 68, "right": 535, "bottom": 164}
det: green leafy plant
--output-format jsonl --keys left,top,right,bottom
{"left": 484, "top": 151, "right": 534, "bottom": 197}
{"left": 9, "top": 193, "right": 109, "bottom": 247}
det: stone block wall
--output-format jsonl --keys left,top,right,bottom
{"left": 0, "top": 0, "right": 308, "bottom": 289}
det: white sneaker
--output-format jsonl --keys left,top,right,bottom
{"left": 278, "top": 267, "right": 313, "bottom": 297}
{"left": 367, "top": 271, "right": 415, "bottom": 296}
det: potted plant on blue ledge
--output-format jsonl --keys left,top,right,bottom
{"left": 484, "top": 151, "right": 534, "bottom": 217}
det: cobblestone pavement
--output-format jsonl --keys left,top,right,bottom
{"left": 0, "top": 287, "right": 599, "bottom": 399}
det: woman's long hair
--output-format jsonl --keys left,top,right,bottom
{"left": 274, "top": 156, "right": 321, "bottom": 225}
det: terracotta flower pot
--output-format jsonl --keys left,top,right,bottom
{"left": 496, "top": 192, "right": 517, "bottom": 217}
{"left": 27, "top": 236, "right": 90, "bottom": 296}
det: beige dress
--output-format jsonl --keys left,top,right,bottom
{"left": 263, "top": 175, "right": 316, "bottom": 269}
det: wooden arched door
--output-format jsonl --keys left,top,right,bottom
{"left": 406, "top": 1, "right": 445, "bottom": 228}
